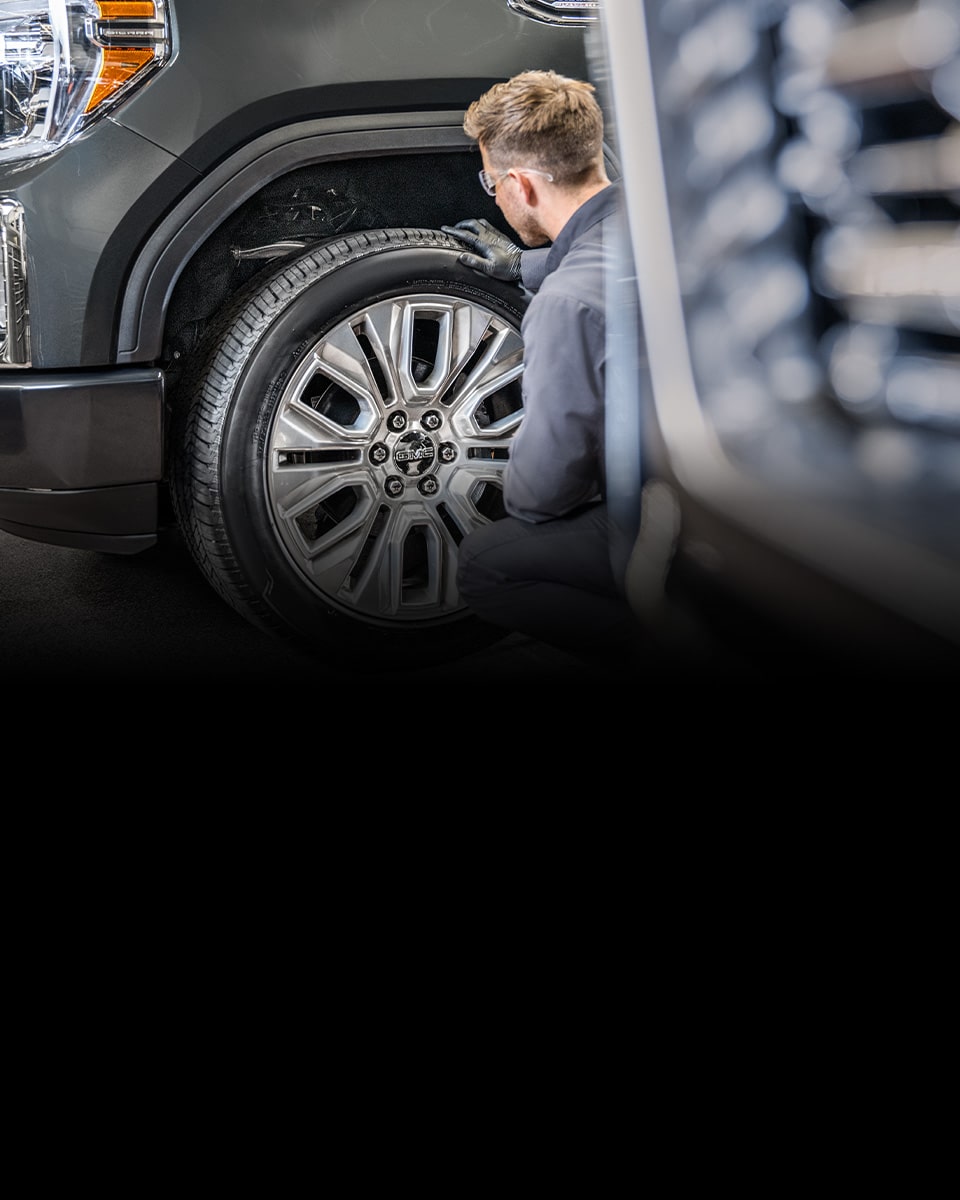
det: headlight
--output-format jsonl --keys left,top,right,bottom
{"left": 0, "top": 0, "right": 170, "bottom": 164}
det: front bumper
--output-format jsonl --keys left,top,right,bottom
{"left": 0, "top": 367, "right": 163, "bottom": 553}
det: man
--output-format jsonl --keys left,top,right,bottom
{"left": 441, "top": 70, "right": 638, "bottom": 661}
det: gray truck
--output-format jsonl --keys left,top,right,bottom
{"left": 6, "top": 0, "right": 960, "bottom": 681}
{"left": 0, "top": 0, "right": 600, "bottom": 666}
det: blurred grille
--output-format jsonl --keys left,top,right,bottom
{"left": 779, "top": 0, "right": 960, "bottom": 433}
{"left": 645, "top": 0, "right": 960, "bottom": 525}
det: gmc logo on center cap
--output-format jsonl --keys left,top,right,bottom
{"left": 394, "top": 432, "right": 435, "bottom": 476}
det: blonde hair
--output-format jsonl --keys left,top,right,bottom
{"left": 463, "top": 69, "right": 604, "bottom": 186}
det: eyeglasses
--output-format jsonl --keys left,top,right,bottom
{"left": 478, "top": 167, "right": 554, "bottom": 197}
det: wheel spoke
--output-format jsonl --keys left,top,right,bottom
{"left": 342, "top": 502, "right": 457, "bottom": 616}
{"left": 444, "top": 322, "right": 526, "bottom": 438}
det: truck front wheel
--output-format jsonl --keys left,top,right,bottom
{"left": 170, "top": 228, "right": 529, "bottom": 667}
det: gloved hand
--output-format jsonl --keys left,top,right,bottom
{"left": 440, "top": 218, "right": 523, "bottom": 283}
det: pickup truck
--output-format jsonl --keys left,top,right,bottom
{"left": 0, "top": 0, "right": 599, "bottom": 667}
{"left": 6, "top": 0, "right": 959, "bottom": 681}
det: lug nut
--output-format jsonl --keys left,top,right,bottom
{"left": 369, "top": 442, "right": 389, "bottom": 464}
{"left": 387, "top": 411, "right": 407, "bottom": 432}
{"left": 438, "top": 442, "right": 457, "bottom": 463}
{"left": 421, "top": 410, "right": 442, "bottom": 431}
{"left": 384, "top": 476, "right": 404, "bottom": 498}
{"left": 418, "top": 475, "right": 439, "bottom": 496}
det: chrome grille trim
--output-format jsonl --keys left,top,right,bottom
{"left": 506, "top": 1, "right": 601, "bottom": 27}
{"left": 0, "top": 197, "right": 30, "bottom": 367}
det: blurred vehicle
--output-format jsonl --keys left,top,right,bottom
{"left": 597, "top": 0, "right": 960, "bottom": 679}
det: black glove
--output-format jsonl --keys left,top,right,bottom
{"left": 440, "top": 218, "right": 523, "bottom": 283}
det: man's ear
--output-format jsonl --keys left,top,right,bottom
{"left": 515, "top": 170, "right": 540, "bottom": 205}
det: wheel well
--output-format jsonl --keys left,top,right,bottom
{"left": 162, "top": 150, "right": 498, "bottom": 391}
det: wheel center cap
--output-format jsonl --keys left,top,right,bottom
{"left": 393, "top": 431, "right": 436, "bottom": 476}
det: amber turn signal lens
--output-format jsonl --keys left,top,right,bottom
{"left": 96, "top": 2, "right": 158, "bottom": 15}
{"left": 84, "top": 3, "right": 162, "bottom": 113}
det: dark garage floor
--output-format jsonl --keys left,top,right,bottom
{"left": 0, "top": 525, "right": 633, "bottom": 691}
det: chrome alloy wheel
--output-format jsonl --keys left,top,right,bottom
{"left": 265, "top": 292, "right": 525, "bottom": 623}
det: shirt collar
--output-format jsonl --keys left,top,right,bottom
{"left": 544, "top": 182, "right": 621, "bottom": 274}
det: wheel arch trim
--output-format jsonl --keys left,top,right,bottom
{"left": 116, "top": 111, "right": 474, "bottom": 363}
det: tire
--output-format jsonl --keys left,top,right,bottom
{"left": 169, "top": 227, "right": 529, "bottom": 667}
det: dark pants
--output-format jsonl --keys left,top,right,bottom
{"left": 456, "top": 502, "right": 639, "bottom": 655}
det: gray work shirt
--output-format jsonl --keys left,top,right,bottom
{"left": 506, "top": 183, "right": 621, "bottom": 523}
